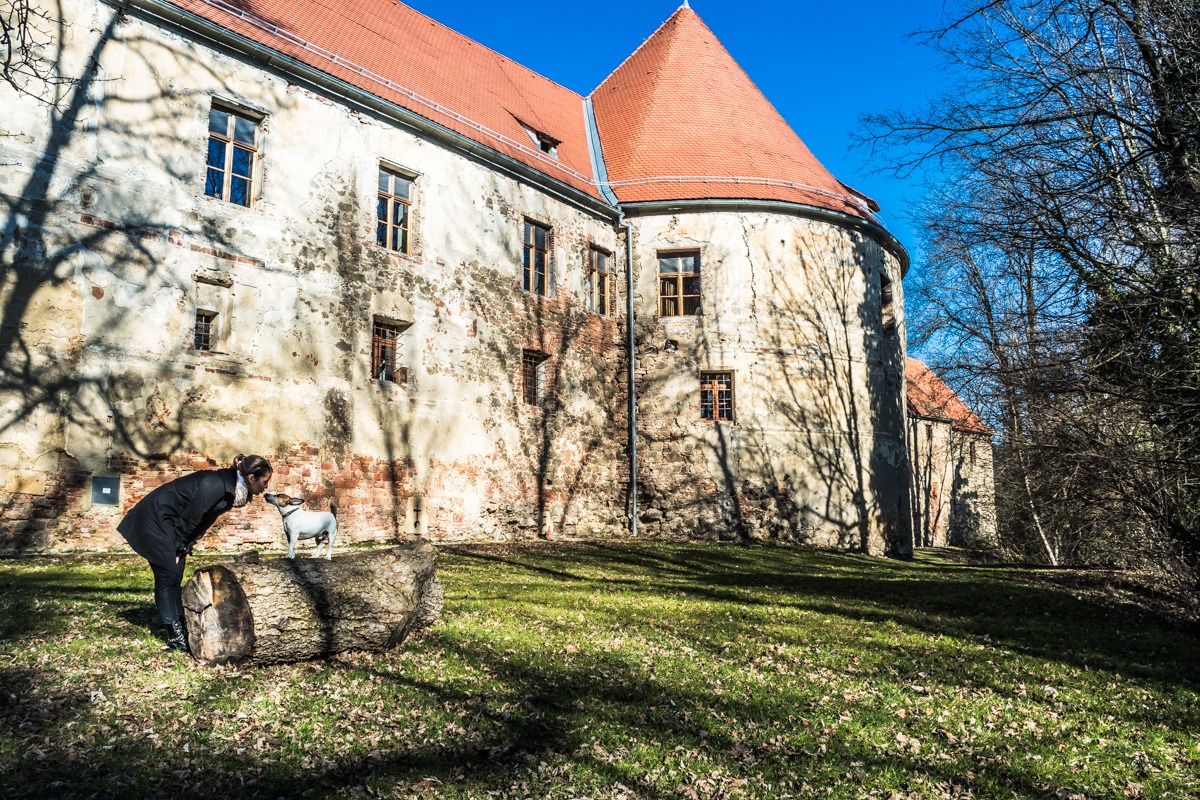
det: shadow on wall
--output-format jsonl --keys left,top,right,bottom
{"left": 630, "top": 223, "right": 909, "bottom": 555}
{"left": 0, "top": 1, "right": 348, "bottom": 552}
{"left": 474, "top": 212, "right": 622, "bottom": 541}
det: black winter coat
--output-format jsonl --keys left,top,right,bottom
{"left": 117, "top": 467, "right": 238, "bottom": 569}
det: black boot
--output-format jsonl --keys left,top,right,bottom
{"left": 164, "top": 619, "right": 189, "bottom": 654}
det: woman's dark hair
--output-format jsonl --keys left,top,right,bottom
{"left": 233, "top": 454, "right": 272, "bottom": 478}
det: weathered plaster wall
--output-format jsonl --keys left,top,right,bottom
{"left": 908, "top": 417, "right": 996, "bottom": 548}
{"left": 1, "top": 0, "right": 920, "bottom": 556}
{"left": 0, "top": 0, "right": 626, "bottom": 553}
{"left": 626, "top": 210, "right": 911, "bottom": 555}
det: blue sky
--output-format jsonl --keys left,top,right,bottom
{"left": 404, "top": 0, "right": 951, "bottom": 259}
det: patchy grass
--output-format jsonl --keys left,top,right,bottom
{"left": 1, "top": 542, "right": 1198, "bottom": 799}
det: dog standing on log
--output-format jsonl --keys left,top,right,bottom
{"left": 262, "top": 493, "right": 337, "bottom": 559}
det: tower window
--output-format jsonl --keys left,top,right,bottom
{"left": 881, "top": 273, "right": 896, "bottom": 339}
{"left": 659, "top": 251, "right": 701, "bottom": 316}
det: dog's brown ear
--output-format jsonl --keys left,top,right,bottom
{"left": 289, "top": 498, "right": 304, "bottom": 506}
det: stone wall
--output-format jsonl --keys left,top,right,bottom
{"left": 0, "top": 0, "right": 626, "bottom": 553}
{"left": 1, "top": 0, "right": 917, "bottom": 555}
{"left": 626, "top": 210, "right": 910, "bottom": 555}
{"left": 908, "top": 417, "right": 996, "bottom": 548}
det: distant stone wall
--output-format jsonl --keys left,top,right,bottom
{"left": 908, "top": 416, "right": 996, "bottom": 548}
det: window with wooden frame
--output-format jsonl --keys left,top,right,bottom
{"left": 658, "top": 251, "right": 701, "bottom": 316}
{"left": 521, "top": 349, "right": 549, "bottom": 407}
{"left": 523, "top": 220, "right": 552, "bottom": 296}
{"left": 700, "top": 371, "right": 734, "bottom": 422}
{"left": 376, "top": 166, "right": 413, "bottom": 253}
{"left": 588, "top": 246, "right": 614, "bottom": 316}
{"left": 205, "top": 104, "right": 259, "bottom": 207}
{"left": 880, "top": 273, "right": 897, "bottom": 339}
{"left": 371, "top": 318, "right": 408, "bottom": 384}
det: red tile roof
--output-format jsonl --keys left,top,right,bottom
{"left": 161, "top": 1, "right": 880, "bottom": 221}
{"left": 590, "top": 6, "right": 876, "bottom": 220}
{"left": 906, "top": 359, "right": 992, "bottom": 435}
{"left": 167, "top": 0, "right": 602, "bottom": 199}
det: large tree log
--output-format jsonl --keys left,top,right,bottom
{"left": 181, "top": 542, "right": 442, "bottom": 665}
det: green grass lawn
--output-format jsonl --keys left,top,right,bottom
{"left": 1, "top": 542, "right": 1197, "bottom": 799}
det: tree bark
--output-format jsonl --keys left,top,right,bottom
{"left": 181, "top": 542, "right": 442, "bottom": 666}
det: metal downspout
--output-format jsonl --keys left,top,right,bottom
{"left": 621, "top": 209, "right": 637, "bottom": 537}
{"left": 583, "top": 97, "right": 637, "bottom": 538}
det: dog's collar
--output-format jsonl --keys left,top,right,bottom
{"left": 279, "top": 505, "right": 301, "bottom": 519}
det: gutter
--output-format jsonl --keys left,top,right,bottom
{"left": 622, "top": 198, "right": 911, "bottom": 276}
{"left": 620, "top": 208, "right": 637, "bottom": 537}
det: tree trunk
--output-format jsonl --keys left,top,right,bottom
{"left": 181, "top": 542, "right": 442, "bottom": 666}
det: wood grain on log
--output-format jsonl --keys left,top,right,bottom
{"left": 181, "top": 541, "right": 441, "bottom": 665}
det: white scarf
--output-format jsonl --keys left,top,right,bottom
{"left": 232, "top": 471, "right": 249, "bottom": 508}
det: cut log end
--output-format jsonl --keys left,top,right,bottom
{"left": 181, "top": 565, "right": 255, "bottom": 664}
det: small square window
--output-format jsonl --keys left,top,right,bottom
{"left": 205, "top": 104, "right": 260, "bottom": 207}
{"left": 519, "top": 120, "right": 560, "bottom": 158}
{"left": 588, "top": 247, "right": 614, "bottom": 317}
{"left": 659, "top": 251, "right": 701, "bottom": 317}
{"left": 192, "top": 278, "right": 231, "bottom": 352}
{"left": 523, "top": 220, "right": 552, "bottom": 297}
{"left": 700, "top": 371, "right": 734, "bottom": 422}
{"left": 376, "top": 166, "right": 414, "bottom": 254}
{"left": 522, "top": 349, "right": 549, "bottom": 407}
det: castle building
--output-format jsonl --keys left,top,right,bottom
{"left": 905, "top": 359, "right": 997, "bottom": 548}
{"left": 0, "top": 0, "right": 983, "bottom": 556}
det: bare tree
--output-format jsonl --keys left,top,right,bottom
{"left": 860, "top": 0, "right": 1200, "bottom": 586}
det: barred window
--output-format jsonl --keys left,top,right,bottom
{"left": 205, "top": 104, "right": 259, "bottom": 207}
{"left": 523, "top": 220, "right": 551, "bottom": 296}
{"left": 194, "top": 310, "right": 217, "bottom": 351}
{"left": 659, "top": 251, "right": 701, "bottom": 316}
{"left": 588, "top": 247, "right": 614, "bottom": 316}
{"left": 376, "top": 167, "right": 413, "bottom": 253}
{"left": 700, "top": 371, "right": 734, "bottom": 421}
{"left": 522, "top": 350, "right": 548, "bottom": 407}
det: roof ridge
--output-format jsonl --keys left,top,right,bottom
{"left": 587, "top": 5, "right": 693, "bottom": 99}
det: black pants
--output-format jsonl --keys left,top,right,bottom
{"left": 150, "top": 558, "right": 186, "bottom": 626}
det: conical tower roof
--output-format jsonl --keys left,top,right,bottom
{"left": 590, "top": 5, "right": 875, "bottom": 220}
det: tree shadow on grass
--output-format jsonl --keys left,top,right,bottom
{"left": 0, "top": 544, "right": 1198, "bottom": 799}
{"left": 444, "top": 543, "right": 1200, "bottom": 690}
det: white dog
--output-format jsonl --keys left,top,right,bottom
{"left": 262, "top": 493, "right": 337, "bottom": 559}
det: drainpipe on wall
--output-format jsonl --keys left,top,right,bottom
{"left": 620, "top": 208, "right": 637, "bottom": 537}
{"left": 584, "top": 97, "right": 637, "bottom": 538}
